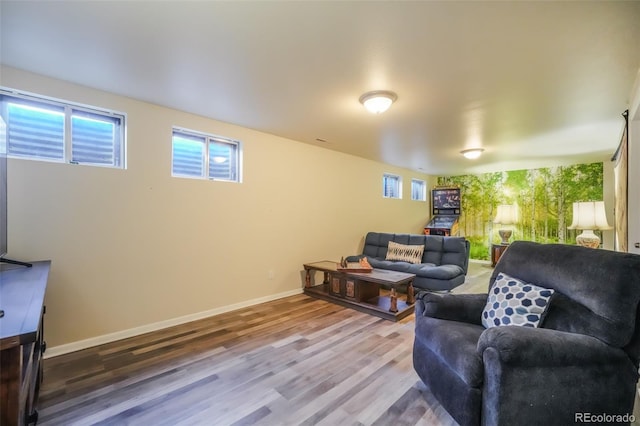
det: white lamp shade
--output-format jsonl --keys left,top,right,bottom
{"left": 494, "top": 204, "right": 517, "bottom": 225}
{"left": 568, "top": 201, "right": 612, "bottom": 230}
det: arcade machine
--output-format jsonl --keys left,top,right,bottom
{"left": 424, "top": 186, "right": 460, "bottom": 236}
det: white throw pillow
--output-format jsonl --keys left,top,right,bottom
{"left": 385, "top": 241, "right": 424, "bottom": 264}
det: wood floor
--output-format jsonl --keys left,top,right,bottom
{"left": 38, "top": 262, "right": 494, "bottom": 426}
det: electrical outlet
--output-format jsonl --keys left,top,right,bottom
{"left": 268, "top": 270, "right": 275, "bottom": 280}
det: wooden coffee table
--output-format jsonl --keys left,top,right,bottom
{"left": 303, "top": 261, "right": 416, "bottom": 321}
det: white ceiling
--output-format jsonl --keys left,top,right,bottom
{"left": 1, "top": 1, "right": 639, "bottom": 175}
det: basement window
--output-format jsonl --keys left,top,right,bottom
{"left": 411, "top": 179, "right": 426, "bottom": 201}
{"left": 383, "top": 173, "right": 402, "bottom": 199}
{"left": 0, "top": 88, "right": 126, "bottom": 168}
{"left": 172, "top": 127, "right": 241, "bottom": 182}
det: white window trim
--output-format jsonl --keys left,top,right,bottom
{"left": 411, "top": 178, "right": 427, "bottom": 201}
{"left": 0, "top": 87, "right": 127, "bottom": 169}
{"left": 172, "top": 126, "right": 242, "bottom": 183}
{"left": 383, "top": 173, "right": 402, "bottom": 199}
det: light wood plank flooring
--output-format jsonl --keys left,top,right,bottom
{"left": 38, "top": 262, "right": 494, "bottom": 426}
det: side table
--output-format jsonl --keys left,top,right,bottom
{"left": 491, "top": 244, "right": 509, "bottom": 267}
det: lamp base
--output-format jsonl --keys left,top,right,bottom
{"left": 576, "top": 229, "right": 600, "bottom": 249}
{"left": 498, "top": 229, "right": 512, "bottom": 245}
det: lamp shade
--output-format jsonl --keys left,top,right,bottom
{"left": 494, "top": 205, "right": 517, "bottom": 225}
{"left": 568, "top": 201, "right": 612, "bottom": 230}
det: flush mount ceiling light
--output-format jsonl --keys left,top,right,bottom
{"left": 359, "top": 90, "right": 397, "bottom": 114}
{"left": 461, "top": 148, "right": 484, "bottom": 159}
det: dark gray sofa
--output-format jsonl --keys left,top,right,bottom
{"left": 413, "top": 241, "right": 640, "bottom": 426}
{"left": 346, "top": 232, "right": 470, "bottom": 291}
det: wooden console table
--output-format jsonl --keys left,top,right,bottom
{"left": 303, "top": 261, "right": 415, "bottom": 321}
{"left": 0, "top": 261, "right": 50, "bottom": 426}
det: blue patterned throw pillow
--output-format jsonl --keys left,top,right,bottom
{"left": 482, "top": 272, "right": 554, "bottom": 329}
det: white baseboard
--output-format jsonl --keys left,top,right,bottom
{"left": 44, "top": 288, "right": 303, "bottom": 359}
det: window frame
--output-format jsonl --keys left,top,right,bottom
{"left": 171, "top": 127, "right": 242, "bottom": 183}
{"left": 382, "top": 173, "right": 402, "bottom": 199}
{"left": 411, "top": 178, "right": 427, "bottom": 201}
{"left": 0, "top": 87, "right": 126, "bottom": 169}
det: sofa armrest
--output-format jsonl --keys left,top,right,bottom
{"left": 416, "top": 292, "right": 487, "bottom": 325}
{"left": 477, "top": 326, "right": 629, "bottom": 367}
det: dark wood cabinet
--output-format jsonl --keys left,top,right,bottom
{"left": 491, "top": 244, "right": 509, "bottom": 267}
{"left": 329, "top": 273, "right": 380, "bottom": 302}
{"left": 0, "top": 261, "right": 50, "bottom": 426}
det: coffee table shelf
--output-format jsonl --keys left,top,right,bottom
{"left": 303, "top": 261, "right": 415, "bottom": 321}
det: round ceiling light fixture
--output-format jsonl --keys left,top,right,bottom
{"left": 461, "top": 148, "right": 484, "bottom": 159}
{"left": 359, "top": 90, "right": 398, "bottom": 114}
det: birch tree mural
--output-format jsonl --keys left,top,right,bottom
{"left": 438, "top": 162, "right": 603, "bottom": 260}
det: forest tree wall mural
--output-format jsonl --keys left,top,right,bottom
{"left": 437, "top": 162, "right": 604, "bottom": 260}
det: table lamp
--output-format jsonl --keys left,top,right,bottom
{"left": 494, "top": 204, "right": 517, "bottom": 245}
{"left": 568, "top": 201, "right": 612, "bottom": 248}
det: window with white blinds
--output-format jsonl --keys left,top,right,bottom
{"left": 411, "top": 178, "right": 426, "bottom": 201}
{"left": 383, "top": 173, "right": 402, "bottom": 199}
{"left": 0, "top": 89, "right": 125, "bottom": 168}
{"left": 172, "top": 128, "right": 241, "bottom": 182}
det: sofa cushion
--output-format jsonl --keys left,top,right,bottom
{"left": 441, "top": 237, "right": 470, "bottom": 269}
{"left": 385, "top": 241, "right": 424, "bottom": 264}
{"left": 362, "top": 232, "right": 394, "bottom": 259}
{"left": 424, "top": 237, "right": 444, "bottom": 264}
{"left": 482, "top": 272, "right": 554, "bottom": 329}
{"left": 415, "top": 263, "right": 464, "bottom": 280}
{"left": 367, "top": 258, "right": 414, "bottom": 273}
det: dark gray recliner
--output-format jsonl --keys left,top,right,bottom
{"left": 413, "top": 241, "right": 640, "bottom": 426}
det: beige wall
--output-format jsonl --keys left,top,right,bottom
{"left": 1, "top": 67, "right": 436, "bottom": 351}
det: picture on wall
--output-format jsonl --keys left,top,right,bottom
{"left": 437, "top": 162, "right": 604, "bottom": 260}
